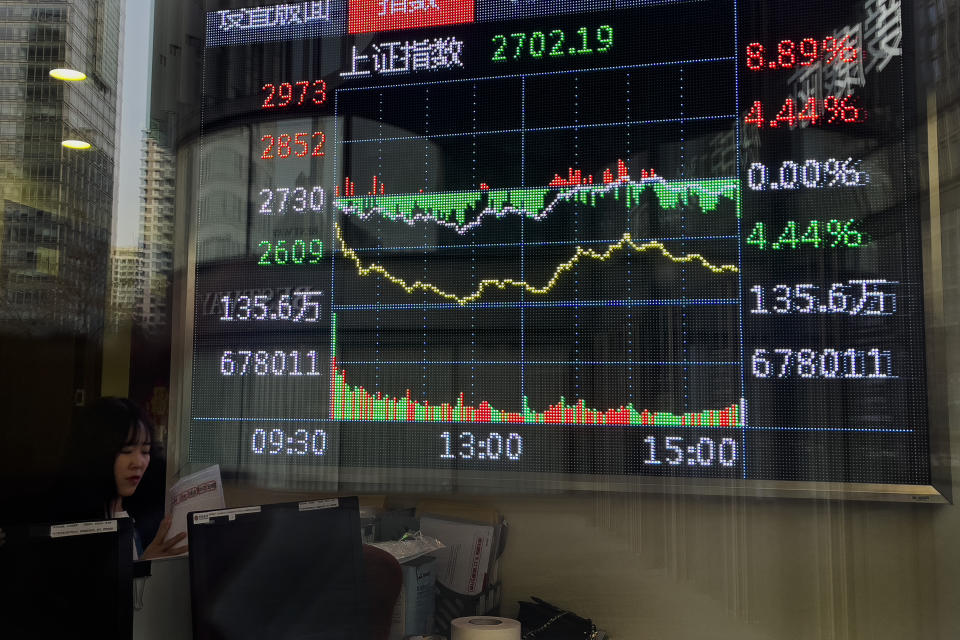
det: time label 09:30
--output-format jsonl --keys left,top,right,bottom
{"left": 251, "top": 428, "right": 328, "bottom": 456}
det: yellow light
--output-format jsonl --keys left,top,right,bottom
{"left": 49, "top": 68, "right": 87, "bottom": 81}
{"left": 62, "top": 139, "right": 92, "bottom": 150}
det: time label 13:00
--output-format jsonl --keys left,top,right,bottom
{"left": 440, "top": 431, "right": 523, "bottom": 461}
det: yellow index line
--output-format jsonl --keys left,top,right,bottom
{"left": 335, "top": 223, "right": 737, "bottom": 305}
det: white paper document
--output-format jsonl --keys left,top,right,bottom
{"left": 419, "top": 516, "right": 493, "bottom": 595}
{"left": 165, "top": 465, "right": 225, "bottom": 548}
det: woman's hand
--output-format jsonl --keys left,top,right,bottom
{"left": 141, "top": 515, "right": 188, "bottom": 560}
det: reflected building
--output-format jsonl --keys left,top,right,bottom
{"left": 916, "top": 0, "right": 960, "bottom": 196}
{"left": 0, "top": 1, "right": 121, "bottom": 336}
{"left": 0, "top": 0, "right": 123, "bottom": 505}
{"left": 139, "top": 133, "right": 175, "bottom": 332}
{"left": 108, "top": 245, "right": 141, "bottom": 332}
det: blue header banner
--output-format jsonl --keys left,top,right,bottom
{"left": 477, "top": 0, "right": 696, "bottom": 22}
{"left": 205, "top": 1, "right": 346, "bottom": 47}
{"left": 477, "top": 0, "right": 612, "bottom": 22}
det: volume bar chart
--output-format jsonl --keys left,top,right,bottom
{"left": 333, "top": 367, "right": 743, "bottom": 426}
{"left": 330, "top": 315, "right": 743, "bottom": 426}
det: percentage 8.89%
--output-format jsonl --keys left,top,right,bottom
{"left": 746, "top": 35, "right": 859, "bottom": 71}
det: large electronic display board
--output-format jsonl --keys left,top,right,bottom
{"left": 189, "top": 0, "right": 931, "bottom": 493}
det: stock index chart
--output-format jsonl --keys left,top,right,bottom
{"left": 190, "top": 0, "right": 929, "bottom": 488}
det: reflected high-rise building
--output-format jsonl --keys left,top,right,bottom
{"left": 0, "top": 1, "right": 123, "bottom": 489}
{"left": 108, "top": 245, "right": 142, "bottom": 333}
{"left": 0, "top": 1, "right": 122, "bottom": 334}
{"left": 916, "top": 0, "right": 960, "bottom": 197}
{"left": 139, "top": 133, "right": 176, "bottom": 332}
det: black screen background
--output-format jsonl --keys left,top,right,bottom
{"left": 188, "top": 0, "right": 930, "bottom": 487}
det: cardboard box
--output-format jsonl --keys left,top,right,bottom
{"left": 415, "top": 503, "right": 507, "bottom": 637}
{"left": 389, "top": 556, "right": 437, "bottom": 640}
{"left": 419, "top": 516, "right": 493, "bottom": 596}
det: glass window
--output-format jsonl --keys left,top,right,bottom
{"left": 3, "top": 1, "right": 960, "bottom": 637}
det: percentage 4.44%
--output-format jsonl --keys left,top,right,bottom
{"left": 745, "top": 95, "right": 863, "bottom": 129}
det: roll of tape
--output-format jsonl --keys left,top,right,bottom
{"left": 450, "top": 616, "right": 521, "bottom": 640}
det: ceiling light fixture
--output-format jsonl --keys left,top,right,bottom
{"left": 49, "top": 68, "right": 87, "bottom": 81}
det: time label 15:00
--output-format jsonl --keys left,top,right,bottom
{"left": 643, "top": 436, "right": 739, "bottom": 467}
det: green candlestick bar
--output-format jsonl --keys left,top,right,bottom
{"left": 334, "top": 177, "right": 741, "bottom": 233}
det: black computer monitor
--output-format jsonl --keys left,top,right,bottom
{"left": 0, "top": 517, "right": 134, "bottom": 639}
{"left": 187, "top": 496, "right": 367, "bottom": 640}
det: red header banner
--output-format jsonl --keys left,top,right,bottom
{"left": 348, "top": 0, "right": 474, "bottom": 34}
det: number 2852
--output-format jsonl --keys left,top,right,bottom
{"left": 261, "top": 132, "right": 325, "bottom": 159}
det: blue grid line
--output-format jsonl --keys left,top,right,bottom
{"left": 336, "top": 56, "right": 737, "bottom": 93}
{"left": 343, "top": 235, "right": 740, "bottom": 251}
{"left": 733, "top": 0, "right": 747, "bottom": 479}
{"left": 341, "top": 114, "right": 737, "bottom": 144}
{"left": 332, "top": 298, "right": 740, "bottom": 311}
{"left": 336, "top": 361, "right": 741, "bottom": 365}
{"left": 191, "top": 417, "right": 915, "bottom": 433}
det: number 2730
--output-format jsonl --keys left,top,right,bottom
{"left": 261, "top": 132, "right": 325, "bottom": 159}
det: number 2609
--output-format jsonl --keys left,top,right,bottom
{"left": 257, "top": 239, "right": 323, "bottom": 266}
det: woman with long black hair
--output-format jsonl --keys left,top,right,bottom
{"left": 56, "top": 397, "right": 186, "bottom": 559}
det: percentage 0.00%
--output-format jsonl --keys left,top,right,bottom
{"left": 748, "top": 159, "right": 868, "bottom": 191}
